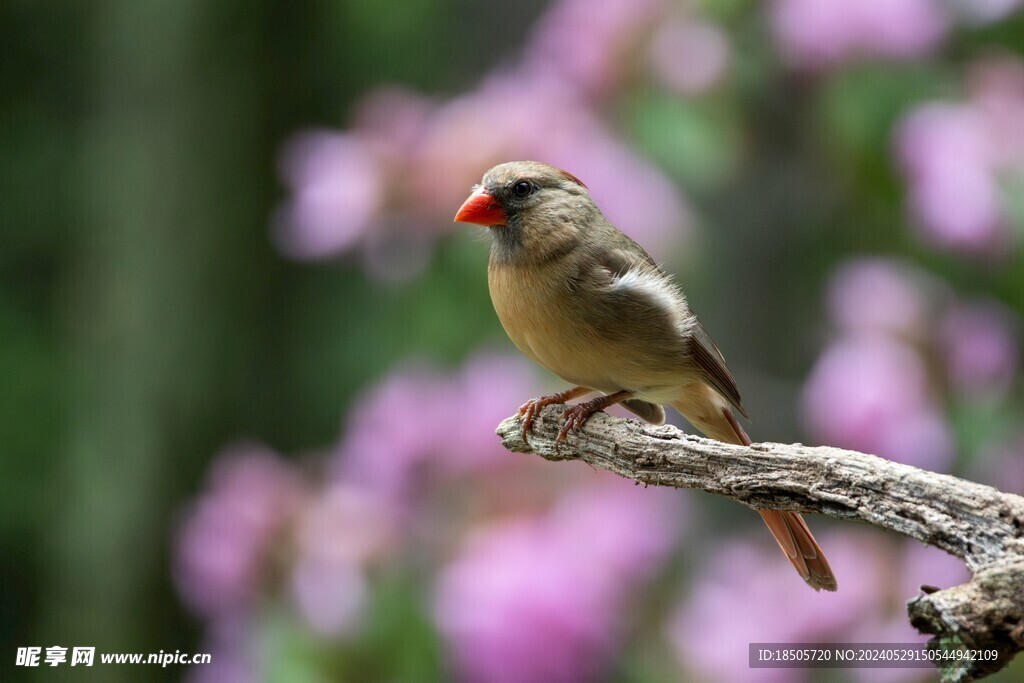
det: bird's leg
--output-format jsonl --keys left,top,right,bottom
{"left": 557, "top": 390, "right": 634, "bottom": 444}
{"left": 517, "top": 386, "right": 592, "bottom": 441}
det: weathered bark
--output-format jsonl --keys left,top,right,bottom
{"left": 497, "top": 406, "right": 1024, "bottom": 682}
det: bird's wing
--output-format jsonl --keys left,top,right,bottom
{"left": 688, "top": 316, "right": 748, "bottom": 419}
{"left": 587, "top": 245, "right": 746, "bottom": 419}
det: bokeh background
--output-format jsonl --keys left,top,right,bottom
{"left": 3, "top": 0, "right": 1024, "bottom": 681}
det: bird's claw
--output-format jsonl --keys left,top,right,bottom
{"left": 520, "top": 389, "right": 593, "bottom": 444}
{"left": 517, "top": 397, "right": 545, "bottom": 441}
{"left": 556, "top": 404, "right": 597, "bottom": 445}
{"left": 516, "top": 388, "right": 612, "bottom": 451}
{"left": 517, "top": 394, "right": 567, "bottom": 442}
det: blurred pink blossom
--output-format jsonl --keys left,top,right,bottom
{"left": 770, "top": 0, "right": 948, "bottom": 70}
{"left": 939, "top": 300, "right": 1020, "bottom": 398}
{"left": 851, "top": 541, "right": 970, "bottom": 632}
{"left": 895, "top": 104, "right": 1006, "bottom": 255}
{"left": 273, "top": 0, "right": 693, "bottom": 273}
{"left": 967, "top": 56, "right": 1024, "bottom": 168}
{"left": 275, "top": 83, "right": 689, "bottom": 270}
{"left": 333, "top": 351, "right": 541, "bottom": 503}
{"left": 287, "top": 484, "right": 396, "bottom": 636}
{"left": 273, "top": 131, "right": 385, "bottom": 260}
{"left": 826, "top": 258, "right": 934, "bottom": 339}
{"left": 668, "top": 532, "right": 968, "bottom": 683}
{"left": 649, "top": 20, "right": 730, "bottom": 95}
{"left": 801, "top": 335, "right": 953, "bottom": 470}
{"left": 845, "top": 542, "right": 970, "bottom": 683}
{"left": 525, "top": 0, "right": 664, "bottom": 98}
{"left": 433, "top": 478, "right": 682, "bottom": 683}
{"left": 547, "top": 479, "right": 683, "bottom": 587}
{"left": 669, "top": 531, "right": 885, "bottom": 683}
{"left": 351, "top": 86, "right": 434, "bottom": 165}
{"left": 411, "top": 74, "right": 691, "bottom": 256}
{"left": 895, "top": 56, "right": 1024, "bottom": 257}
{"left": 810, "top": 255, "right": 1022, "bottom": 477}
{"left": 173, "top": 443, "right": 302, "bottom": 618}
{"left": 536, "top": 113, "right": 691, "bottom": 255}
{"left": 435, "top": 517, "right": 614, "bottom": 683}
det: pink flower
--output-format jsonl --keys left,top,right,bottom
{"left": 668, "top": 532, "right": 968, "bottom": 683}
{"left": 939, "top": 300, "right": 1019, "bottom": 398}
{"left": 350, "top": 86, "right": 434, "bottom": 166}
{"left": 845, "top": 543, "right": 969, "bottom": 683}
{"left": 333, "top": 351, "right": 541, "bottom": 503}
{"left": 535, "top": 113, "right": 692, "bottom": 256}
{"left": 173, "top": 443, "right": 302, "bottom": 618}
{"left": 547, "top": 479, "right": 683, "bottom": 587}
{"left": 894, "top": 58, "right": 1024, "bottom": 259}
{"left": 649, "top": 20, "right": 730, "bottom": 95}
{"left": 412, "top": 75, "right": 691, "bottom": 257}
{"left": 895, "top": 104, "right": 1006, "bottom": 255}
{"left": 826, "top": 258, "right": 933, "bottom": 339}
{"left": 272, "top": 0, "right": 694, "bottom": 273}
{"left": 287, "top": 484, "right": 396, "bottom": 636}
{"left": 668, "top": 531, "right": 887, "bottom": 683}
{"left": 525, "top": 0, "right": 665, "bottom": 98}
{"left": 801, "top": 335, "right": 953, "bottom": 470}
{"left": 273, "top": 131, "right": 385, "bottom": 260}
{"left": 433, "top": 478, "right": 682, "bottom": 683}
{"left": 771, "top": 0, "right": 948, "bottom": 70}
{"left": 435, "top": 517, "right": 614, "bottom": 683}
{"left": 967, "top": 56, "right": 1024, "bottom": 171}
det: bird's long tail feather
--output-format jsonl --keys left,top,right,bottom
{"left": 672, "top": 397, "right": 837, "bottom": 592}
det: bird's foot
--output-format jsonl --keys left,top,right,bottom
{"left": 517, "top": 387, "right": 590, "bottom": 441}
{"left": 556, "top": 401, "right": 602, "bottom": 444}
{"left": 554, "top": 390, "right": 634, "bottom": 447}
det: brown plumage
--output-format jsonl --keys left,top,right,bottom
{"left": 455, "top": 160, "right": 837, "bottom": 592}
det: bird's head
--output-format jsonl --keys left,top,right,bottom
{"left": 454, "top": 161, "right": 598, "bottom": 263}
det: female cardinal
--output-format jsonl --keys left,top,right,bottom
{"left": 455, "top": 160, "right": 837, "bottom": 591}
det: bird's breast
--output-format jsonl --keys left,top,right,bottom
{"left": 488, "top": 258, "right": 606, "bottom": 385}
{"left": 487, "top": 257, "right": 689, "bottom": 393}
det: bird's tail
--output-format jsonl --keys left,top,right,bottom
{"left": 671, "top": 396, "right": 837, "bottom": 592}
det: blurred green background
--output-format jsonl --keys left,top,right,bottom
{"left": 3, "top": 1, "right": 1023, "bottom": 682}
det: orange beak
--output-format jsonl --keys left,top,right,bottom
{"left": 454, "top": 187, "right": 507, "bottom": 226}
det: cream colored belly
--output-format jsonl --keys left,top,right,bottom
{"left": 488, "top": 264, "right": 688, "bottom": 396}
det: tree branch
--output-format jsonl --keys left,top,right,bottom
{"left": 497, "top": 406, "right": 1024, "bottom": 682}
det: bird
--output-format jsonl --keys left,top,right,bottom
{"left": 454, "top": 160, "right": 837, "bottom": 592}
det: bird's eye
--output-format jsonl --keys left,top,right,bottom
{"left": 511, "top": 181, "right": 534, "bottom": 198}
